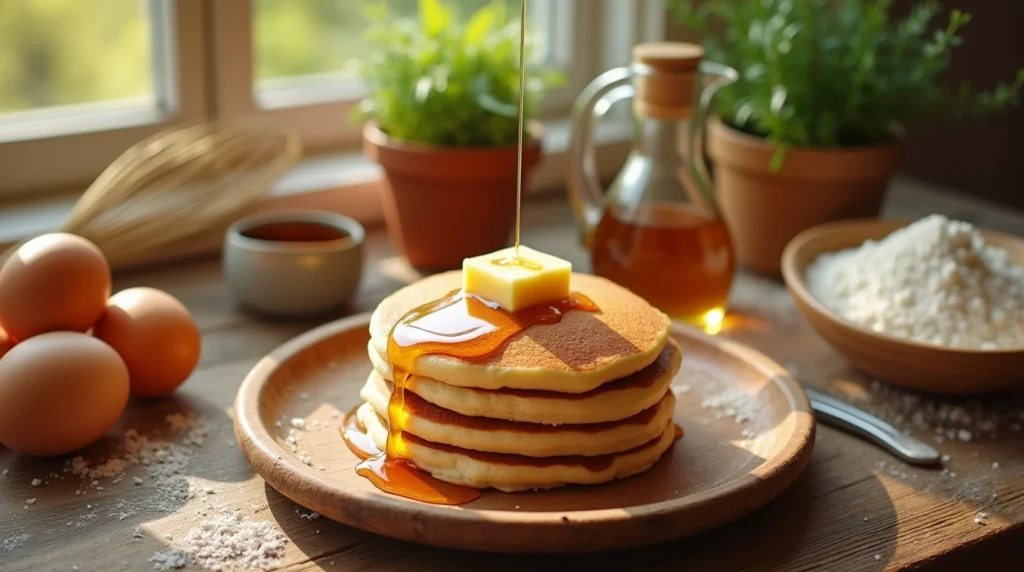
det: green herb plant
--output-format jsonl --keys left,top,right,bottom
{"left": 673, "top": 0, "right": 1023, "bottom": 164}
{"left": 351, "top": 0, "right": 565, "bottom": 147}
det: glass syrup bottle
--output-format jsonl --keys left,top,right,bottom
{"left": 568, "top": 42, "right": 737, "bottom": 332}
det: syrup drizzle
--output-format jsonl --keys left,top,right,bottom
{"left": 493, "top": 255, "right": 541, "bottom": 270}
{"left": 487, "top": 0, "right": 534, "bottom": 271}
{"left": 341, "top": 411, "right": 378, "bottom": 461}
{"left": 345, "top": 289, "right": 598, "bottom": 505}
{"left": 342, "top": 410, "right": 477, "bottom": 505}
{"left": 512, "top": 0, "right": 527, "bottom": 260}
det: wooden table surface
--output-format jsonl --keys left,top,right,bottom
{"left": 2, "top": 179, "right": 1023, "bottom": 571}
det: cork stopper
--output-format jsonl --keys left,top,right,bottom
{"left": 632, "top": 42, "right": 704, "bottom": 120}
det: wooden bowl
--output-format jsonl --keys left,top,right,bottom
{"left": 781, "top": 218, "right": 1024, "bottom": 395}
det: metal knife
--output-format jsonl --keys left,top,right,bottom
{"left": 804, "top": 386, "right": 942, "bottom": 466}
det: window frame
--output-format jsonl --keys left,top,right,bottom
{"left": 0, "top": 0, "right": 211, "bottom": 199}
{"left": 210, "top": 0, "right": 362, "bottom": 153}
{"left": 0, "top": 0, "right": 667, "bottom": 200}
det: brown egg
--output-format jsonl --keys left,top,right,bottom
{"left": 92, "top": 287, "right": 201, "bottom": 398}
{"left": 0, "top": 327, "right": 12, "bottom": 361}
{"left": 0, "top": 332, "right": 129, "bottom": 457}
{"left": 0, "top": 233, "right": 111, "bottom": 341}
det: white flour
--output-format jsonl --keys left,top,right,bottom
{"left": 66, "top": 413, "right": 208, "bottom": 512}
{"left": 840, "top": 379, "right": 1023, "bottom": 443}
{"left": 149, "top": 515, "right": 287, "bottom": 571}
{"left": 1, "top": 533, "right": 29, "bottom": 552}
{"left": 807, "top": 214, "right": 1024, "bottom": 350}
{"left": 700, "top": 387, "right": 760, "bottom": 424}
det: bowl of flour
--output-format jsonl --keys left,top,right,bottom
{"left": 782, "top": 215, "right": 1024, "bottom": 395}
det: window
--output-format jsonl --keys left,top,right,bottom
{"left": 0, "top": 0, "right": 155, "bottom": 122}
{"left": 0, "top": 0, "right": 207, "bottom": 198}
{"left": 215, "top": 0, "right": 582, "bottom": 152}
{"left": 253, "top": 1, "right": 553, "bottom": 100}
{"left": 0, "top": 0, "right": 664, "bottom": 199}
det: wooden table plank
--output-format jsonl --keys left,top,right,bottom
{"left": 2, "top": 177, "right": 1024, "bottom": 571}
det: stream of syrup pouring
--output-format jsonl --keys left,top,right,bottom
{"left": 340, "top": 4, "right": 676, "bottom": 505}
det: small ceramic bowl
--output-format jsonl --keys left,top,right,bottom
{"left": 781, "top": 218, "right": 1024, "bottom": 395}
{"left": 223, "top": 210, "right": 365, "bottom": 318}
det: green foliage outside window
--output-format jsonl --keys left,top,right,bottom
{"left": 350, "top": 0, "right": 566, "bottom": 147}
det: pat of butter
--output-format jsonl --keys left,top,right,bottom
{"left": 463, "top": 246, "right": 571, "bottom": 312}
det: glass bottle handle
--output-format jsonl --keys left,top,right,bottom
{"left": 687, "top": 61, "right": 738, "bottom": 211}
{"left": 567, "top": 66, "right": 634, "bottom": 248}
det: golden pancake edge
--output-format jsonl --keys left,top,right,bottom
{"left": 369, "top": 271, "right": 672, "bottom": 393}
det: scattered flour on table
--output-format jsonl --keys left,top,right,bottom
{"left": 149, "top": 547, "right": 192, "bottom": 571}
{"left": 838, "top": 379, "right": 1023, "bottom": 444}
{"left": 65, "top": 413, "right": 209, "bottom": 513}
{"left": 149, "top": 514, "right": 287, "bottom": 571}
{"left": 806, "top": 214, "right": 1024, "bottom": 350}
{"left": 832, "top": 379, "right": 1020, "bottom": 514}
{"left": 3, "top": 410, "right": 293, "bottom": 570}
{"left": 2, "top": 533, "right": 29, "bottom": 552}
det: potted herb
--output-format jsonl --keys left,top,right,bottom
{"left": 673, "top": 0, "right": 1023, "bottom": 275}
{"left": 353, "top": 0, "right": 564, "bottom": 271}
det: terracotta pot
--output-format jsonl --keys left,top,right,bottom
{"left": 707, "top": 118, "right": 904, "bottom": 276}
{"left": 363, "top": 122, "right": 543, "bottom": 272}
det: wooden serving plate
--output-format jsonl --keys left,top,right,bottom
{"left": 234, "top": 313, "right": 815, "bottom": 553}
{"left": 782, "top": 218, "right": 1024, "bottom": 395}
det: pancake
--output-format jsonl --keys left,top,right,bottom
{"left": 369, "top": 271, "right": 671, "bottom": 393}
{"left": 356, "top": 404, "right": 677, "bottom": 492}
{"left": 356, "top": 402, "right": 390, "bottom": 455}
{"left": 362, "top": 339, "right": 682, "bottom": 425}
{"left": 362, "top": 390, "right": 674, "bottom": 457}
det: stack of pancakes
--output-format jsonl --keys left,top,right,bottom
{"left": 357, "top": 271, "right": 681, "bottom": 492}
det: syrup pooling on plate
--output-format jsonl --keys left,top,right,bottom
{"left": 344, "top": 288, "right": 598, "bottom": 505}
{"left": 340, "top": 409, "right": 378, "bottom": 461}
{"left": 342, "top": 408, "right": 480, "bottom": 505}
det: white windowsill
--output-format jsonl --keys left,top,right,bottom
{"left": 0, "top": 117, "right": 634, "bottom": 271}
{"left": 0, "top": 100, "right": 165, "bottom": 144}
